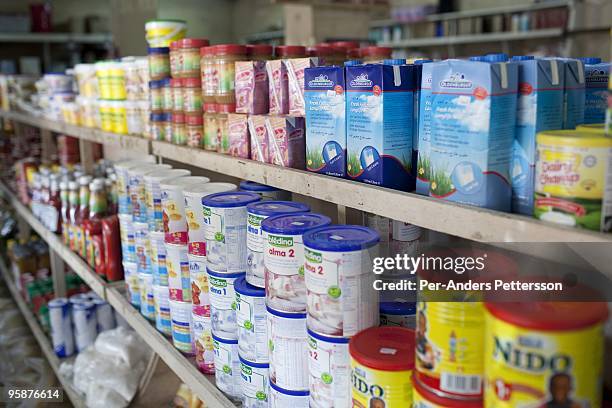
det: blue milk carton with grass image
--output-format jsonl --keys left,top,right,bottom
{"left": 581, "top": 57, "right": 610, "bottom": 124}
{"left": 413, "top": 59, "right": 432, "bottom": 195}
{"left": 346, "top": 60, "right": 416, "bottom": 191}
{"left": 427, "top": 56, "right": 518, "bottom": 211}
{"left": 559, "top": 58, "right": 586, "bottom": 129}
{"left": 416, "top": 61, "right": 435, "bottom": 195}
{"left": 511, "top": 56, "right": 564, "bottom": 215}
{"left": 304, "top": 66, "right": 346, "bottom": 177}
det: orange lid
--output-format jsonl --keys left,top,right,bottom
{"left": 349, "top": 326, "right": 414, "bottom": 371}
{"left": 276, "top": 45, "right": 306, "bottom": 57}
{"left": 217, "top": 103, "right": 236, "bottom": 113}
{"left": 200, "top": 46, "right": 216, "bottom": 56}
{"left": 178, "top": 38, "right": 209, "bottom": 49}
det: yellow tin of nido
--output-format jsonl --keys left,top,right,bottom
{"left": 484, "top": 301, "right": 608, "bottom": 408}
{"left": 349, "top": 326, "right": 414, "bottom": 408}
{"left": 534, "top": 130, "right": 612, "bottom": 231}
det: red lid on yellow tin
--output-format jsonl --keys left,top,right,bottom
{"left": 485, "top": 301, "right": 608, "bottom": 331}
{"left": 349, "top": 326, "right": 414, "bottom": 372}
{"left": 413, "top": 374, "right": 483, "bottom": 407}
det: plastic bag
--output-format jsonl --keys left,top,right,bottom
{"left": 85, "top": 382, "right": 128, "bottom": 408}
{"left": 94, "top": 326, "right": 149, "bottom": 367}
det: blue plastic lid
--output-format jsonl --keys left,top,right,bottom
{"left": 579, "top": 57, "right": 602, "bottom": 64}
{"left": 45, "top": 72, "right": 68, "bottom": 76}
{"left": 303, "top": 225, "right": 379, "bottom": 252}
{"left": 511, "top": 55, "right": 535, "bottom": 61}
{"left": 269, "top": 380, "right": 309, "bottom": 396}
{"left": 380, "top": 301, "right": 416, "bottom": 316}
{"left": 246, "top": 200, "right": 310, "bottom": 217}
{"left": 150, "top": 112, "right": 166, "bottom": 121}
{"left": 344, "top": 60, "right": 362, "bottom": 66}
{"left": 206, "top": 267, "right": 245, "bottom": 279}
{"left": 202, "top": 191, "right": 261, "bottom": 208}
{"left": 211, "top": 332, "right": 238, "bottom": 344}
{"left": 307, "top": 328, "right": 350, "bottom": 343}
{"left": 159, "top": 77, "right": 170, "bottom": 87}
{"left": 383, "top": 59, "right": 406, "bottom": 65}
{"left": 485, "top": 53, "right": 509, "bottom": 62}
{"left": 261, "top": 213, "right": 331, "bottom": 235}
{"left": 149, "top": 80, "right": 163, "bottom": 89}
{"left": 239, "top": 180, "right": 279, "bottom": 192}
{"left": 234, "top": 276, "right": 265, "bottom": 297}
{"left": 239, "top": 354, "right": 269, "bottom": 368}
{"left": 469, "top": 56, "right": 487, "bottom": 61}
{"left": 266, "top": 304, "right": 306, "bottom": 319}
{"left": 48, "top": 298, "right": 69, "bottom": 308}
{"left": 147, "top": 46, "right": 170, "bottom": 54}
{"left": 414, "top": 59, "right": 433, "bottom": 64}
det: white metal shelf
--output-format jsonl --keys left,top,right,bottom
{"left": 3, "top": 110, "right": 610, "bottom": 243}
{"left": 0, "top": 183, "right": 238, "bottom": 407}
{"left": 0, "top": 260, "right": 86, "bottom": 408}
{"left": 0, "top": 110, "right": 151, "bottom": 153}
{"left": 152, "top": 141, "right": 611, "bottom": 243}
{"left": 378, "top": 28, "right": 564, "bottom": 48}
{"left": 0, "top": 32, "right": 112, "bottom": 44}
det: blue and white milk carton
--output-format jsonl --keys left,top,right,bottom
{"left": 304, "top": 65, "right": 346, "bottom": 177}
{"left": 426, "top": 55, "right": 518, "bottom": 211}
{"left": 581, "top": 57, "right": 610, "bottom": 124}
{"left": 412, "top": 59, "right": 431, "bottom": 193}
{"left": 511, "top": 56, "right": 564, "bottom": 215}
{"left": 346, "top": 60, "right": 416, "bottom": 191}
{"left": 559, "top": 58, "right": 585, "bottom": 129}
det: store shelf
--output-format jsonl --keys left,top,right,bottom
{"left": 152, "top": 140, "right": 611, "bottom": 243}
{"left": 0, "top": 32, "right": 112, "bottom": 44}
{"left": 378, "top": 28, "right": 564, "bottom": 48}
{"left": 0, "top": 183, "right": 109, "bottom": 297}
{"left": 106, "top": 287, "right": 238, "bottom": 408}
{"left": 0, "top": 261, "right": 86, "bottom": 408}
{"left": 0, "top": 110, "right": 151, "bottom": 153}
{"left": 0, "top": 183, "right": 238, "bottom": 407}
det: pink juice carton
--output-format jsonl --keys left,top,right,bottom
{"left": 235, "top": 61, "right": 269, "bottom": 114}
{"left": 248, "top": 115, "right": 269, "bottom": 163}
{"left": 267, "top": 60, "right": 289, "bottom": 114}
{"left": 227, "top": 113, "right": 250, "bottom": 159}
{"left": 266, "top": 115, "right": 306, "bottom": 169}
{"left": 286, "top": 57, "right": 319, "bottom": 116}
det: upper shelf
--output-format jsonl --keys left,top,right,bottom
{"left": 0, "top": 32, "right": 112, "bottom": 44}
{"left": 3, "top": 110, "right": 610, "bottom": 243}
{"left": 0, "top": 110, "right": 150, "bottom": 152}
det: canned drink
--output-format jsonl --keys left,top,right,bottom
{"left": 161, "top": 176, "right": 210, "bottom": 244}
{"left": 202, "top": 192, "right": 261, "bottom": 273}
{"left": 304, "top": 225, "right": 380, "bottom": 337}
{"left": 73, "top": 301, "right": 98, "bottom": 352}
{"left": 212, "top": 332, "right": 242, "bottom": 400}
{"left": 262, "top": 213, "right": 331, "bottom": 312}
{"left": 189, "top": 253, "right": 210, "bottom": 316}
{"left": 239, "top": 354, "right": 270, "bottom": 407}
{"left": 207, "top": 267, "right": 244, "bottom": 340}
{"left": 484, "top": 301, "right": 608, "bottom": 408}
{"left": 246, "top": 201, "right": 310, "bottom": 288}
{"left": 153, "top": 284, "right": 171, "bottom": 335}
{"left": 92, "top": 297, "right": 116, "bottom": 332}
{"left": 269, "top": 381, "right": 309, "bottom": 408}
{"left": 166, "top": 243, "right": 191, "bottom": 302}
{"left": 267, "top": 305, "right": 309, "bottom": 391}
{"left": 380, "top": 301, "right": 416, "bottom": 329}
{"left": 307, "top": 328, "right": 350, "bottom": 408}
{"left": 235, "top": 276, "right": 267, "bottom": 363}
{"left": 139, "top": 272, "right": 155, "bottom": 320}
{"left": 144, "top": 169, "right": 191, "bottom": 231}
{"left": 183, "top": 182, "right": 237, "bottom": 256}
{"left": 350, "top": 326, "right": 415, "bottom": 408}
{"left": 169, "top": 299, "right": 193, "bottom": 354}
{"left": 118, "top": 213, "right": 136, "bottom": 262}
{"left": 48, "top": 298, "right": 74, "bottom": 357}
{"left": 133, "top": 221, "right": 151, "bottom": 274}
{"left": 240, "top": 180, "right": 291, "bottom": 201}
{"left": 192, "top": 312, "right": 214, "bottom": 374}
{"left": 128, "top": 164, "right": 171, "bottom": 222}
{"left": 150, "top": 230, "right": 168, "bottom": 286}
{"left": 123, "top": 261, "right": 140, "bottom": 307}
{"left": 114, "top": 158, "right": 156, "bottom": 214}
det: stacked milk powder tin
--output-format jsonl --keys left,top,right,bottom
{"left": 202, "top": 191, "right": 261, "bottom": 400}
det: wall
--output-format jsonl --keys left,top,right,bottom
{"left": 157, "top": 0, "right": 234, "bottom": 43}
